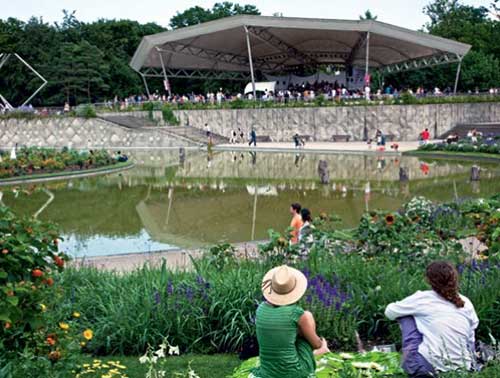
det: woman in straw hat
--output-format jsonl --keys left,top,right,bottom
{"left": 249, "top": 265, "right": 329, "bottom": 378}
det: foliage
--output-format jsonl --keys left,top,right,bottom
{"left": 0, "top": 15, "right": 165, "bottom": 106}
{"left": 232, "top": 351, "right": 402, "bottom": 378}
{"left": 206, "top": 243, "right": 236, "bottom": 270}
{"left": 386, "top": 0, "right": 500, "bottom": 92}
{"left": 54, "top": 196, "right": 500, "bottom": 357}
{"left": 169, "top": 2, "right": 260, "bottom": 29}
{"left": 74, "top": 103, "right": 97, "bottom": 118}
{"left": 419, "top": 140, "right": 500, "bottom": 155}
{"left": 0, "top": 206, "right": 65, "bottom": 349}
{"left": 0, "top": 207, "right": 95, "bottom": 377}
{"left": 0, "top": 147, "right": 118, "bottom": 179}
{"left": 161, "top": 104, "right": 180, "bottom": 126}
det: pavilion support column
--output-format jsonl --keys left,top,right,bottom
{"left": 364, "top": 32, "right": 371, "bottom": 79}
{"left": 453, "top": 57, "right": 462, "bottom": 95}
{"left": 140, "top": 73, "right": 151, "bottom": 99}
{"left": 244, "top": 25, "right": 257, "bottom": 100}
{"left": 157, "top": 48, "right": 172, "bottom": 97}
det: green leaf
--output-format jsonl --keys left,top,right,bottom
{"left": 6, "top": 296, "right": 19, "bottom": 307}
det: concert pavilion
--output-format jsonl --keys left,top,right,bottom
{"left": 130, "top": 15, "right": 471, "bottom": 96}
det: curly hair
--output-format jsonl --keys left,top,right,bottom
{"left": 426, "top": 261, "right": 464, "bottom": 308}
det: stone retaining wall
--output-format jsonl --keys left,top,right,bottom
{"left": 171, "top": 102, "right": 500, "bottom": 142}
{"left": 0, "top": 117, "right": 195, "bottom": 149}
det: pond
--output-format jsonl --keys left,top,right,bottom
{"left": 2, "top": 150, "right": 500, "bottom": 257}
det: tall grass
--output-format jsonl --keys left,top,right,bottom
{"left": 56, "top": 252, "right": 500, "bottom": 356}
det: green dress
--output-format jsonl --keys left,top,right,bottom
{"left": 251, "top": 302, "right": 316, "bottom": 378}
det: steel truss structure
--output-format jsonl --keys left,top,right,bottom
{"left": 132, "top": 16, "right": 471, "bottom": 95}
{"left": 379, "top": 52, "right": 463, "bottom": 74}
{"left": 0, "top": 53, "right": 48, "bottom": 107}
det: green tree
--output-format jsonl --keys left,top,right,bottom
{"left": 359, "top": 10, "right": 378, "bottom": 20}
{"left": 169, "top": 2, "right": 260, "bottom": 29}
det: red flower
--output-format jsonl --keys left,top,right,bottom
{"left": 54, "top": 256, "right": 64, "bottom": 268}
{"left": 32, "top": 269, "right": 44, "bottom": 278}
{"left": 46, "top": 277, "right": 54, "bottom": 286}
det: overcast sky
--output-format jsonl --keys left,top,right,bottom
{"left": 1, "top": 0, "right": 493, "bottom": 30}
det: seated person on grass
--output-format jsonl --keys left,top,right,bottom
{"left": 385, "top": 261, "right": 478, "bottom": 377}
{"left": 241, "top": 265, "right": 330, "bottom": 378}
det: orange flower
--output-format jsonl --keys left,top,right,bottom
{"left": 46, "top": 277, "right": 54, "bottom": 286}
{"left": 46, "top": 336, "right": 56, "bottom": 346}
{"left": 385, "top": 214, "right": 395, "bottom": 226}
{"left": 83, "top": 329, "right": 93, "bottom": 340}
{"left": 4, "top": 322, "right": 11, "bottom": 330}
{"left": 32, "top": 269, "right": 43, "bottom": 278}
{"left": 1, "top": 249, "right": 8, "bottom": 255}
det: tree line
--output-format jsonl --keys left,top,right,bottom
{"left": 0, "top": 0, "right": 498, "bottom": 107}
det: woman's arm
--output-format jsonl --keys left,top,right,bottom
{"left": 298, "top": 311, "right": 329, "bottom": 355}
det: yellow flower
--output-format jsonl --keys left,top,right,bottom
{"left": 83, "top": 329, "right": 93, "bottom": 340}
{"left": 40, "top": 303, "right": 47, "bottom": 312}
{"left": 80, "top": 341, "right": 86, "bottom": 347}
{"left": 73, "top": 311, "right": 81, "bottom": 318}
{"left": 59, "top": 322, "right": 70, "bottom": 330}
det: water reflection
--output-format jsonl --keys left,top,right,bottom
{"left": 2, "top": 150, "right": 500, "bottom": 257}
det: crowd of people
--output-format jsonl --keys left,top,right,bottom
{"left": 95, "top": 83, "right": 500, "bottom": 110}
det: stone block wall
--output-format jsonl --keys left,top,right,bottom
{"left": 171, "top": 102, "right": 500, "bottom": 142}
{"left": 0, "top": 117, "right": 195, "bottom": 149}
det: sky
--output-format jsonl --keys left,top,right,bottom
{"left": 0, "top": 0, "right": 493, "bottom": 31}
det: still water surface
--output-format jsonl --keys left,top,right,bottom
{"left": 3, "top": 150, "right": 500, "bottom": 257}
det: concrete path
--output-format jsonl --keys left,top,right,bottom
{"left": 214, "top": 141, "right": 428, "bottom": 154}
{"left": 72, "top": 241, "right": 261, "bottom": 272}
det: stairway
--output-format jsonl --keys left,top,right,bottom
{"left": 439, "top": 122, "right": 500, "bottom": 139}
{"left": 98, "top": 114, "right": 157, "bottom": 129}
{"left": 99, "top": 114, "right": 229, "bottom": 145}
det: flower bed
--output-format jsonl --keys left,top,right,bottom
{"left": 418, "top": 140, "right": 500, "bottom": 155}
{"left": 50, "top": 195, "right": 500, "bottom": 357}
{"left": 2, "top": 195, "right": 500, "bottom": 377}
{"left": 0, "top": 147, "right": 120, "bottom": 180}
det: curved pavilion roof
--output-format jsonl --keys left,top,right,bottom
{"left": 130, "top": 15, "right": 471, "bottom": 79}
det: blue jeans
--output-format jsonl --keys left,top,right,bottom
{"left": 398, "top": 316, "right": 436, "bottom": 377}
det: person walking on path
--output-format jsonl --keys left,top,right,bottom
{"left": 420, "top": 128, "right": 430, "bottom": 145}
{"left": 249, "top": 128, "right": 257, "bottom": 147}
{"left": 289, "top": 203, "right": 303, "bottom": 244}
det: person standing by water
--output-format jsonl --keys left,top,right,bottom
{"left": 298, "top": 208, "right": 314, "bottom": 256}
{"left": 289, "top": 203, "right": 303, "bottom": 244}
{"left": 249, "top": 128, "right": 257, "bottom": 147}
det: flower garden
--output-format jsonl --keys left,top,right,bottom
{"left": 1, "top": 193, "right": 500, "bottom": 377}
{"left": 417, "top": 138, "right": 500, "bottom": 157}
{"left": 0, "top": 147, "right": 123, "bottom": 180}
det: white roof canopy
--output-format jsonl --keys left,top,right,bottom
{"left": 130, "top": 15, "right": 471, "bottom": 78}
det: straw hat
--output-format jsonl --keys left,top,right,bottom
{"left": 262, "top": 265, "right": 308, "bottom": 306}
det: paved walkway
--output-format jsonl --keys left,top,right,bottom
{"left": 215, "top": 141, "right": 427, "bottom": 154}
{"left": 72, "top": 241, "right": 261, "bottom": 272}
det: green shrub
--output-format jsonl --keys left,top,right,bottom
{"left": 74, "top": 104, "right": 97, "bottom": 118}
{"left": 161, "top": 104, "right": 180, "bottom": 125}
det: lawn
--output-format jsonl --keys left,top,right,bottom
{"left": 80, "top": 354, "right": 240, "bottom": 378}
{"left": 77, "top": 355, "right": 500, "bottom": 378}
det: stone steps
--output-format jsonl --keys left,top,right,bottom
{"left": 100, "top": 114, "right": 228, "bottom": 145}
{"left": 440, "top": 122, "right": 500, "bottom": 139}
